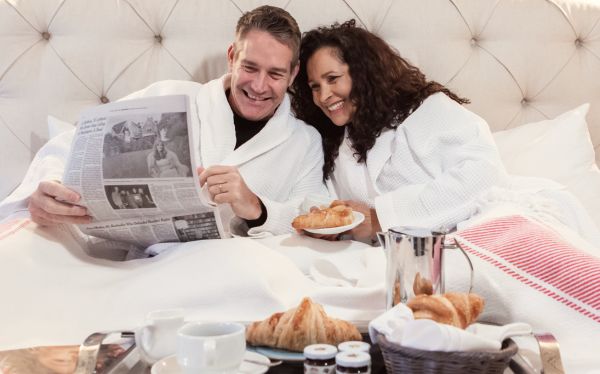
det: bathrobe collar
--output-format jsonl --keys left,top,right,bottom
{"left": 195, "top": 74, "right": 295, "bottom": 167}
{"left": 364, "top": 128, "right": 395, "bottom": 194}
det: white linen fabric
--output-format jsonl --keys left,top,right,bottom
{"left": 368, "top": 303, "right": 532, "bottom": 352}
{"left": 493, "top": 104, "right": 600, "bottom": 229}
{"left": 0, "top": 220, "right": 385, "bottom": 350}
{"left": 0, "top": 76, "right": 327, "bottom": 238}
{"left": 329, "top": 93, "right": 600, "bottom": 244}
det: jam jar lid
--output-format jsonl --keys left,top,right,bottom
{"left": 338, "top": 341, "right": 371, "bottom": 352}
{"left": 304, "top": 344, "right": 338, "bottom": 359}
{"left": 335, "top": 351, "right": 371, "bottom": 367}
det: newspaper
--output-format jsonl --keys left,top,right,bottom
{"left": 62, "top": 95, "right": 229, "bottom": 258}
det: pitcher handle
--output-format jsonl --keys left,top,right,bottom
{"left": 452, "top": 238, "right": 474, "bottom": 293}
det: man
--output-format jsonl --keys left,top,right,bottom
{"left": 18, "top": 6, "right": 325, "bottom": 236}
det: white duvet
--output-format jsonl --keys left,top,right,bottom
{"left": 1, "top": 210, "right": 600, "bottom": 373}
{"left": 0, "top": 220, "right": 385, "bottom": 350}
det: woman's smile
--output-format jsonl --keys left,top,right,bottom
{"left": 306, "top": 47, "right": 356, "bottom": 127}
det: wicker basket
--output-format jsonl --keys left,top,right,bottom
{"left": 377, "top": 334, "right": 518, "bottom": 374}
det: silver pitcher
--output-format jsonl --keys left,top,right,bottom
{"left": 377, "top": 227, "right": 473, "bottom": 309}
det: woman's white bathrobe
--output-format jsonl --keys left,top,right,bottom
{"left": 0, "top": 75, "right": 327, "bottom": 237}
{"left": 330, "top": 93, "right": 600, "bottom": 242}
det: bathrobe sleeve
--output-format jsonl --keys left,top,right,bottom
{"left": 374, "top": 94, "right": 509, "bottom": 231}
{"left": 243, "top": 124, "right": 327, "bottom": 237}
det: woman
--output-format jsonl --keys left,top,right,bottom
{"left": 290, "top": 20, "right": 510, "bottom": 241}
{"left": 147, "top": 140, "right": 189, "bottom": 178}
{"left": 291, "top": 21, "right": 600, "bottom": 244}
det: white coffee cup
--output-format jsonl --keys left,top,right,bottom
{"left": 176, "top": 321, "right": 246, "bottom": 374}
{"left": 135, "top": 308, "right": 185, "bottom": 364}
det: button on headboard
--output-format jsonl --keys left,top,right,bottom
{"left": 0, "top": 0, "right": 599, "bottom": 199}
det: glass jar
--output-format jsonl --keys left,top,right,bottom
{"left": 335, "top": 351, "right": 371, "bottom": 374}
{"left": 304, "top": 344, "right": 338, "bottom": 374}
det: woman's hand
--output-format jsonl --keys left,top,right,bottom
{"left": 342, "top": 200, "right": 381, "bottom": 243}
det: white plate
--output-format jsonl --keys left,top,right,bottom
{"left": 303, "top": 211, "right": 365, "bottom": 235}
{"left": 252, "top": 346, "right": 304, "bottom": 363}
{"left": 151, "top": 351, "right": 270, "bottom": 374}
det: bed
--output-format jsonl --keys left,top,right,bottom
{"left": 1, "top": 0, "right": 600, "bottom": 372}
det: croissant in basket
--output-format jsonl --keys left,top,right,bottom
{"left": 246, "top": 297, "right": 362, "bottom": 352}
{"left": 292, "top": 200, "right": 354, "bottom": 229}
{"left": 407, "top": 292, "right": 485, "bottom": 329}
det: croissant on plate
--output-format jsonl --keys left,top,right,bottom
{"left": 407, "top": 292, "right": 485, "bottom": 329}
{"left": 292, "top": 200, "right": 353, "bottom": 229}
{"left": 245, "top": 297, "right": 362, "bottom": 352}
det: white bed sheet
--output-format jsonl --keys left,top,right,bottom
{"left": 1, "top": 212, "right": 600, "bottom": 373}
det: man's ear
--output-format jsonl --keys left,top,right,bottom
{"left": 288, "top": 64, "right": 300, "bottom": 87}
{"left": 227, "top": 44, "right": 235, "bottom": 71}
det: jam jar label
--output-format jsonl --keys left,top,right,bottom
{"left": 305, "top": 364, "right": 337, "bottom": 374}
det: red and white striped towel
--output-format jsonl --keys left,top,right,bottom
{"left": 456, "top": 215, "right": 600, "bottom": 323}
{"left": 448, "top": 214, "right": 600, "bottom": 373}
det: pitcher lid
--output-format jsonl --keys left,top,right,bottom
{"left": 388, "top": 226, "right": 454, "bottom": 237}
{"left": 388, "top": 226, "right": 433, "bottom": 237}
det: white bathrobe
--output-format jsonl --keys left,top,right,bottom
{"left": 331, "top": 92, "right": 508, "bottom": 231}
{"left": 0, "top": 75, "right": 327, "bottom": 237}
{"left": 330, "top": 93, "right": 600, "bottom": 243}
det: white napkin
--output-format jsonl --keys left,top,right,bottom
{"left": 368, "top": 303, "right": 532, "bottom": 352}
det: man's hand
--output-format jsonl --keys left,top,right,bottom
{"left": 28, "top": 181, "right": 91, "bottom": 226}
{"left": 198, "top": 166, "right": 262, "bottom": 220}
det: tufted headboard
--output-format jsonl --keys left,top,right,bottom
{"left": 1, "top": 0, "right": 599, "bottom": 200}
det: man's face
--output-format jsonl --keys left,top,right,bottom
{"left": 227, "top": 29, "right": 298, "bottom": 121}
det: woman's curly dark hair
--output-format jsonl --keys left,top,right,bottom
{"left": 290, "top": 20, "right": 469, "bottom": 180}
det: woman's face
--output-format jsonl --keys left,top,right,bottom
{"left": 306, "top": 47, "right": 355, "bottom": 127}
{"left": 156, "top": 142, "right": 164, "bottom": 151}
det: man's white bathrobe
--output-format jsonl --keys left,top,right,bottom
{"left": 0, "top": 75, "right": 327, "bottom": 237}
{"left": 331, "top": 93, "right": 600, "bottom": 242}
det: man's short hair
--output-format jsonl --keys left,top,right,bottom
{"left": 235, "top": 5, "right": 301, "bottom": 69}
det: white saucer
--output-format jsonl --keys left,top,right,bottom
{"left": 304, "top": 211, "right": 365, "bottom": 235}
{"left": 151, "top": 351, "right": 270, "bottom": 374}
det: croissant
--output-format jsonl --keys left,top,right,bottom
{"left": 412, "top": 272, "right": 433, "bottom": 296}
{"left": 246, "top": 297, "right": 362, "bottom": 352}
{"left": 292, "top": 200, "right": 354, "bottom": 229}
{"left": 407, "top": 292, "right": 484, "bottom": 329}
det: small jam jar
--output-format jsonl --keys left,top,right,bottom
{"left": 338, "top": 341, "right": 371, "bottom": 353}
{"left": 335, "top": 351, "right": 371, "bottom": 374}
{"left": 304, "top": 344, "right": 338, "bottom": 374}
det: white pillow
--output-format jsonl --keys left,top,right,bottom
{"left": 493, "top": 104, "right": 600, "bottom": 229}
{"left": 47, "top": 115, "right": 75, "bottom": 139}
